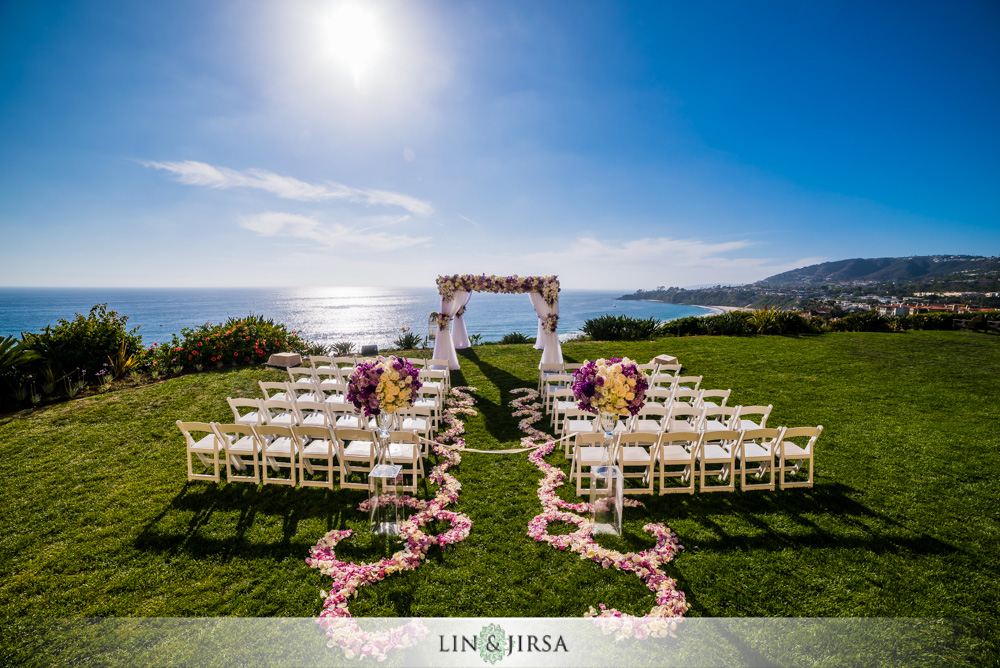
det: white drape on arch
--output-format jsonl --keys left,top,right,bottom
{"left": 452, "top": 293, "right": 473, "bottom": 350}
{"left": 528, "top": 292, "right": 563, "bottom": 366}
{"left": 431, "top": 290, "right": 468, "bottom": 371}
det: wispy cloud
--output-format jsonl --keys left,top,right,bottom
{"left": 141, "top": 160, "right": 433, "bottom": 216}
{"left": 238, "top": 211, "right": 431, "bottom": 251}
{"left": 457, "top": 214, "right": 482, "bottom": 228}
{"left": 519, "top": 236, "right": 822, "bottom": 288}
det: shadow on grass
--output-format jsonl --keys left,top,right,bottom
{"left": 133, "top": 481, "right": 371, "bottom": 561}
{"left": 458, "top": 349, "right": 541, "bottom": 444}
{"left": 586, "top": 482, "right": 960, "bottom": 561}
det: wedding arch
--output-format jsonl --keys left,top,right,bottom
{"left": 431, "top": 274, "right": 563, "bottom": 370}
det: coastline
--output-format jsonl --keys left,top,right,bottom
{"left": 629, "top": 298, "right": 750, "bottom": 316}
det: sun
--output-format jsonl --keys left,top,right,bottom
{"left": 327, "top": 4, "right": 385, "bottom": 87}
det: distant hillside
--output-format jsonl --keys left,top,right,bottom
{"left": 759, "top": 255, "right": 1000, "bottom": 287}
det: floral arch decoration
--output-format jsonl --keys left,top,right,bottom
{"left": 431, "top": 274, "right": 563, "bottom": 370}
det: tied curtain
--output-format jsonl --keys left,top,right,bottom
{"left": 452, "top": 293, "right": 474, "bottom": 350}
{"left": 431, "top": 290, "right": 469, "bottom": 370}
{"left": 527, "top": 292, "right": 563, "bottom": 366}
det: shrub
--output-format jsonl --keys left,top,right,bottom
{"left": 827, "top": 311, "right": 893, "bottom": 333}
{"left": 148, "top": 314, "right": 308, "bottom": 372}
{"left": 500, "top": 331, "right": 533, "bottom": 344}
{"left": 392, "top": 327, "right": 423, "bottom": 350}
{"left": 331, "top": 341, "right": 356, "bottom": 356}
{"left": 0, "top": 335, "right": 40, "bottom": 407}
{"left": 582, "top": 314, "right": 662, "bottom": 341}
{"left": 775, "top": 311, "right": 820, "bottom": 335}
{"left": 749, "top": 307, "right": 782, "bottom": 335}
{"left": 468, "top": 333, "right": 483, "bottom": 345}
{"left": 659, "top": 316, "right": 707, "bottom": 337}
{"left": 21, "top": 303, "right": 144, "bottom": 380}
{"left": 703, "top": 311, "right": 754, "bottom": 336}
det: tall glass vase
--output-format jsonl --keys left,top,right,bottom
{"left": 369, "top": 410, "right": 402, "bottom": 535}
{"left": 590, "top": 411, "right": 623, "bottom": 535}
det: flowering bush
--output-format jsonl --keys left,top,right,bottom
{"left": 147, "top": 314, "right": 309, "bottom": 372}
{"left": 436, "top": 274, "right": 560, "bottom": 307}
{"left": 571, "top": 357, "right": 648, "bottom": 417}
{"left": 346, "top": 356, "right": 421, "bottom": 417}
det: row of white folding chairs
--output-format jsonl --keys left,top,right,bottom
{"left": 289, "top": 363, "right": 451, "bottom": 396}
{"left": 545, "top": 384, "right": 728, "bottom": 429}
{"left": 558, "top": 403, "right": 774, "bottom": 447}
{"left": 227, "top": 396, "right": 436, "bottom": 441}
{"left": 306, "top": 354, "right": 453, "bottom": 388}
{"left": 568, "top": 425, "right": 823, "bottom": 496}
{"left": 258, "top": 378, "right": 444, "bottom": 430}
{"left": 178, "top": 421, "right": 427, "bottom": 491}
{"left": 538, "top": 361, "right": 684, "bottom": 394}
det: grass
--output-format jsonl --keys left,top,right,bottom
{"left": 1, "top": 331, "right": 998, "bottom": 663}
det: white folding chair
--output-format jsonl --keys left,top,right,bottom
{"left": 776, "top": 426, "right": 823, "bottom": 489}
{"left": 308, "top": 355, "right": 336, "bottom": 373}
{"left": 629, "top": 403, "right": 668, "bottom": 434}
{"left": 542, "top": 373, "right": 574, "bottom": 416}
{"left": 293, "top": 424, "right": 338, "bottom": 489}
{"left": 177, "top": 421, "right": 225, "bottom": 482}
{"left": 700, "top": 389, "right": 732, "bottom": 408}
{"left": 425, "top": 359, "right": 451, "bottom": 391}
{"left": 671, "top": 388, "right": 702, "bottom": 407}
{"left": 419, "top": 368, "right": 447, "bottom": 397}
{"left": 255, "top": 424, "right": 298, "bottom": 486}
{"left": 649, "top": 363, "right": 681, "bottom": 388}
{"left": 563, "top": 362, "right": 584, "bottom": 373}
{"left": 616, "top": 432, "right": 659, "bottom": 495}
{"left": 213, "top": 422, "right": 262, "bottom": 484}
{"left": 654, "top": 431, "right": 701, "bottom": 495}
{"left": 383, "top": 430, "right": 423, "bottom": 493}
{"left": 397, "top": 404, "right": 434, "bottom": 440}
{"left": 287, "top": 366, "right": 317, "bottom": 384}
{"left": 561, "top": 408, "right": 595, "bottom": 455}
{"left": 258, "top": 381, "right": 291, "bottom": 402}
{"left": 413, "top": 385, "right": 443, "bottom": 432}
{"left": 538, "top": 363, "right": 564, "bottom": 392}
{"left": 258, "top": 398, "right": 297, "bottom": 427}
{"left": 674, "top": 375, "right": 703, "bottom": 392}
{"left": 548, "top": 387, "right": 577, "bottom": 429}
{"left": 228, "top": 397, "right": 264, "bottom": 426}
{"left": 328, "top": 404, "right": 366, "bottom": 430}
{"left": 701, "top": 405, "right": 741, "bottom": 433}
{"left": 334, "top": 427, "right": 378, "bottom": 490}
{"left": 570, "top": 432, "right": 613, "bottom": 496}
{"left": 287, "top": 379, "right": 324, "bottom": 404}
{"left": 737, "top": 405, "right": 773, "bottom": 431}
{"left": 697, "top": 428, "right": 741, "bottom": 492}
{"left": 295, "top": 401, "right": 331, "bottom": 428}
{"left": 739, "top": 427, "right": 782, "bottom": 491}
{"left": 664, "top": 403, "right": 704, "bottom": 433}
{"left": 644, "top": 387, "right": 674, "bottom": 410}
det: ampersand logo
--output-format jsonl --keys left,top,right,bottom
{"left": 477, "top": 624, "right": 508, "bottom": 664}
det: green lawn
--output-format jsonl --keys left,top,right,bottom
{"left": 1, "top": 330, "right": 998, "bottom": 663}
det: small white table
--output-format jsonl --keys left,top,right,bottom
{"left": 266, "top": 352, "right": 302, "bottom": 368}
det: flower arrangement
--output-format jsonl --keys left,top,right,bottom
{"left": 543, "top": 313, "right": 559, "bottom": 334}
{"left": 571, "top": 357, "right": 648, "bottom": 417}
{"left": 346, "top": 356, "right": 422, "bottom": 417}
{"left": 510, "top": 387, "right": 689, "bottom": 630}
{"left": 436, "top": 274, "right": 560, "bottom": 307}
{"left": 307, "top": 387, "right": 479, "bottom": 658}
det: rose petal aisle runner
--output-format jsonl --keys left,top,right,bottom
{"left": 511, "top": 387, "right": 690, "bottom": 638}
{"left": 305, "top": 386, "right": 478, "bottom": 659}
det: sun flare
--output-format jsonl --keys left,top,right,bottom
{"left": 326, "top": 4, "right": 384, "bottom": 87}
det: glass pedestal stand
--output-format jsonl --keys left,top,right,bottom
{"left": 369, "top": 411, "right": 403, "bottom": 536}
{"left": 590, "top": 411, "right": 623, "bottom": 536}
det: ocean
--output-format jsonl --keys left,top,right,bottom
{"left": 0, "top": 287, "right": 715, "bottom": 349}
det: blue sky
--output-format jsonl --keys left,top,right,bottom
{"left": 1, "top": 0, "right": 997, "bottom": 290}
